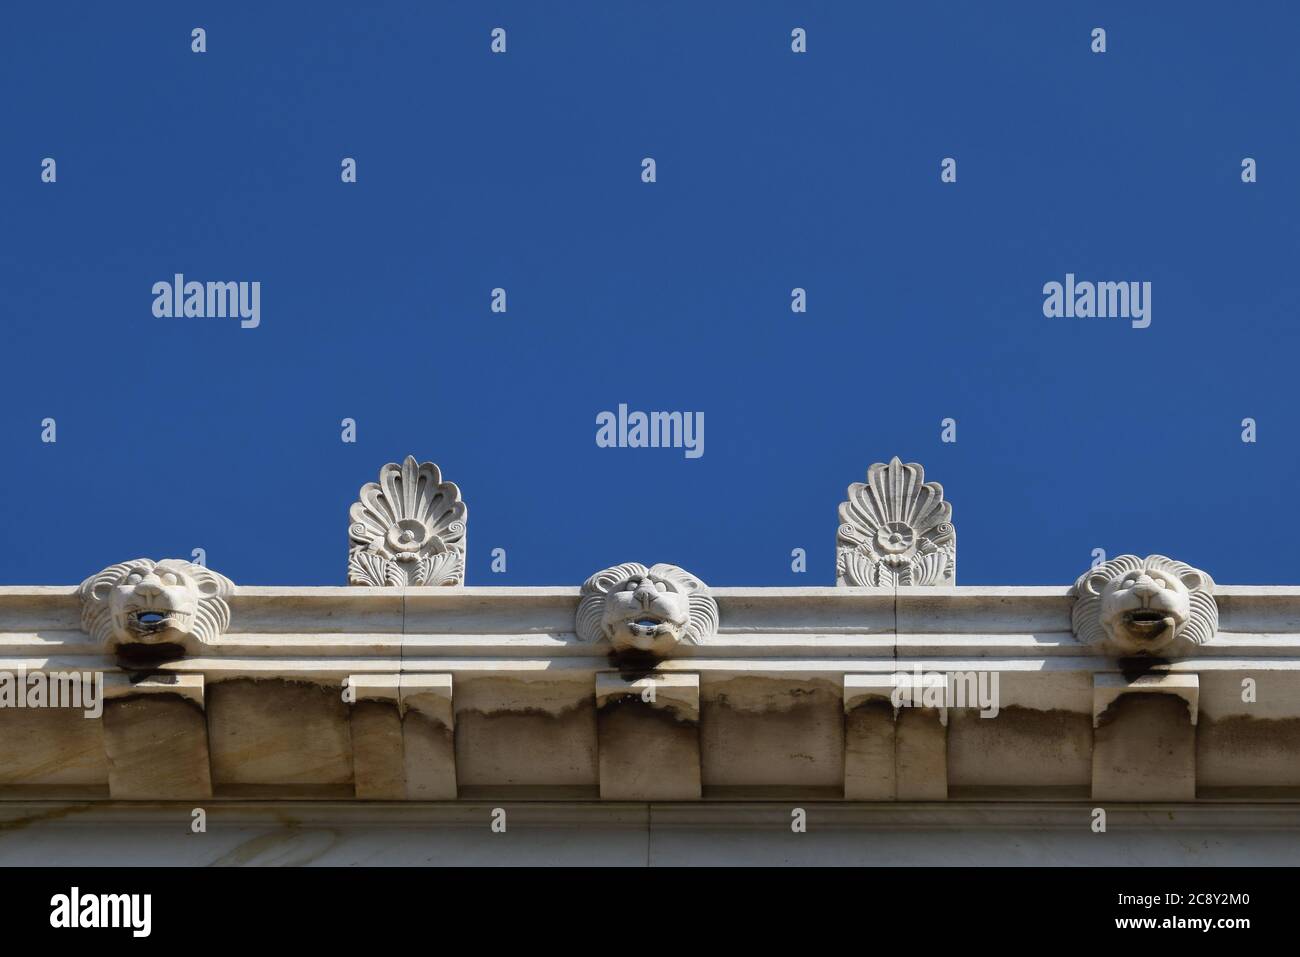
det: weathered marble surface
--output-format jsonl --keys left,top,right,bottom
{"left": 597, "top": 673, "right": 701, "bottom": 800}
{"left": 2, "top": 583, "right": 1300, "bottom": 806}
{"left": 0, "top": 802, "right": 1297, "bottom": 866}
{"left": 2, "top": 455, "right": 1294, "bottom": 861}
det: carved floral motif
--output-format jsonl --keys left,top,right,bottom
{"left": 348, "top": 456, "right": 466, "bottom": 586}
{"left": 837, "top": 457, "right": 955, "bottom": 586}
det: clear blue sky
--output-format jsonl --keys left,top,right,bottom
{"left": 1, "top": 3, "right": 1297, "bottom": 586}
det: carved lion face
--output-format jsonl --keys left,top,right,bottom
{"left": 576, "top": 563, "right": 718, "bottom": 659}
{"left": 79, "top": 559, "right": 232, "bottom": 653}
{"left": 1072, "top": 555, "right": 1216, "bottom": 655}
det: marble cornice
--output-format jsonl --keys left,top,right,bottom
{"left": 1, "top": 455, "right": 1296, "bottom": 805}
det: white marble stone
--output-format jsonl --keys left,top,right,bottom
{"left": 596, "top": 673, "right": 701, "bottom": 800}
{"left": 575, "top": 563, "right": 718, "bottom": 659}
{"left": 1092, "top": 674, "right": 1199, "bottom": 802}
{"left": 78, "top": 559, "right": 233, "bottom": 655}
{"left": 2, "top": 802, "right": 1299, "bottom": 866}
{"left": 101, "top": 675, "right": 212, "bottom": 800}
{"left": 1071, "top": 555, "right": 1217, "bottom": 656}
{"left": 1, "top": 579, "right": 1299, "bottom": 817}
{"left": 837, "top": 457, "right": 955, "bottom": 586}
{"left": 348, "top": 456, "right": 466, "bottom": 586}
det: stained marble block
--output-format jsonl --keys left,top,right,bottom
{"left": 101, "top": 674, "right": 212, "bottom": 800}
{"left": 347, "top": 674, "right": 456, "bottom": 800}
{"left": 844, "top": 674, "right": 948, "bottom": 801}
{"left": 1092, "top": 673, "right": 1198, "bottom": 802}
{"left": 400, "top": 674, "right": 457, "bottom": 800}
{"left": 596, "top": 673, "right": 700, "bottom": 800}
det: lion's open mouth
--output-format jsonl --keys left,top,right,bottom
{"left": 127, "top": 609, "right": 190, "bottom": 634}
{"left": 631, "top": 616, "right": 664, "bottom": 629}
{"left": 1123, "top": 610, "right": 1171, "bottom": 637}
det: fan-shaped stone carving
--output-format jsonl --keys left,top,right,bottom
{"left": 837, "top": 457, "right": 955, "bottom": 586}
{"left": 348, "top": 456, "right": 466, "bottom": 586}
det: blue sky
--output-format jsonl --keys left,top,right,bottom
{"left": 1, "top": 2, "right": 1297, "bottom": 586}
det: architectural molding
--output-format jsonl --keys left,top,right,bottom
{"left": 4, "top": 800, "right": 1300, "bottom": 866}
{"left": 1, "top": 453, "right": 1296, "bottom": 865}
{"left": 4, "top": 580, "right": 1299, "bottom": 809}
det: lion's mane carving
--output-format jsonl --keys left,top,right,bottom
{"left": 575, "top": 563, "right": 718, "bottom": 658}
{"left": 1071, "top": 554, "right": 1217, "bottom": 656}
{"left": 78, "top": 558, "right": 233, "bottom": 653}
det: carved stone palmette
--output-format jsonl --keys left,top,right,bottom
{"left": 837, "top": 457, "right": 955, "bottom": 586}
{"left": 348, "top": 456, "right": 466, "bottom": 586}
